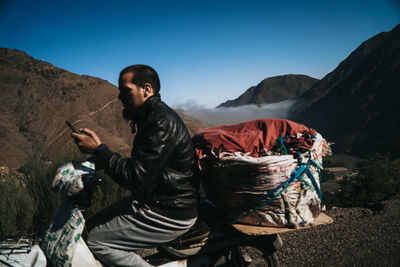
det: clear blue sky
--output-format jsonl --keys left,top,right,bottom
{"left": 1, "top": 0, "right": 399, "bottom": 107}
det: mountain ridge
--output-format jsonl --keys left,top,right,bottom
{"left": 217, "top": 74, "right": 318, "bottom": 108}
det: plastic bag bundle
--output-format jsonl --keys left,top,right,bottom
{"left": 40, "top": 201, "right": 85, "bottom": 267}
{"left": 40, "top": 161, "right": 96, "bottom": 267}
{"left": 52, "top": 161, "right": 96, "bottom": 197}
{"left": 193, "top": 119, "right": 331, "bottom": 227}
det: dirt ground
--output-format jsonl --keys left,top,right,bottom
{"left": 276, "top": 194, "right": 400, "bottom": 266}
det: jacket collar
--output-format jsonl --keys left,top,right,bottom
{"left": 129, "top": 94, "right": 161, "bottom": 133}
{"left": 136, "top": 93, "right": 161, "bottom": 119}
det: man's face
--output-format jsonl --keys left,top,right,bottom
{"left": 118, "top": 72, "right": 146, "bottom": 119}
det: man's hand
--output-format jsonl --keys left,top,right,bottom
{"left": 71, "top": 128, "right": 102, "bottom": 154}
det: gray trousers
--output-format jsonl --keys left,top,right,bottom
{"left": 86, "top": 196, "right": 196, "bottom": 267}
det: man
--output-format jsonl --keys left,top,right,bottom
{"left": 72, "top": 65, "right": 199, "bottom": 266}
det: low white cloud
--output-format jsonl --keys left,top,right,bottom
{"left": 174, "top": 99, "right": 300, "bottom": 126}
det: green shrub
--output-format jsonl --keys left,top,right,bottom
{"left": 325, "top": 154, "right": 400, "bottom": 208}
{"left": 85, "top": 170, "right": 130, "bottom": 219}
{"left": 0, "top": 173, "right": 35, "bottom": 238}
{"left": 16, "top": 153, "right": 85, "bottom": 235}
{"left": 323, "top": 159, "right": 346, "bottom": 168}
{"left": 321, "top": 169, "right": 335, "bottom": 182}
{"left": 0, "top": 151, "right": 130, "bottom": 238}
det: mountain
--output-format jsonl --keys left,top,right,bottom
{"left": 0, "top": 48, "right": 206, "bottom": 169}
{"left": 217, "top": 74, "right": 319, "bottom": 108}
{"left": 290, "top": 24, "right": 400, "bottom": 155}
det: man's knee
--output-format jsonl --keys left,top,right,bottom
{"left": 86, "top": 230, "right": 104, "bottom": 253}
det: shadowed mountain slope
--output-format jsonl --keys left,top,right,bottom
{"left": 290, "top": 24, "right": 400, "bottom": 155}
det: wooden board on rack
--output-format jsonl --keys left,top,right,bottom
{"left": 233, "top": 213, "right": 333, "bottom": 235}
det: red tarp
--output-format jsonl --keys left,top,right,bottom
{"left": 192, "top": 118, "right": 316, "bottom": 159}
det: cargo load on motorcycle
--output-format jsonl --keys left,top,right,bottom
{"left": 192, "top": 118, "right": 331, "bottom": 228}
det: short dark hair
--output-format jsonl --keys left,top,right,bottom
{"left": 120, "top": 65, "right": 161, "bottom": 93}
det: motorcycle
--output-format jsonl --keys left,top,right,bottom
{"left": 27, "top": 160, "right": 282, "bottom": 267}
{"left": 143, "top": 197, "right": 282, "bottom": 267}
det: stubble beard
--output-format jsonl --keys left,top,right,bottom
{"left": 122, "top": 108, "right": 137, "bottom": 133}
{"left": 122, "top": 108, "right": 134, "bottom": 121}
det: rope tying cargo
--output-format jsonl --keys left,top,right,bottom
{"left": 231, "top": 149, "right": 323, "bottom": 225}
{"left": 276, "top": 136, "right": 289, "bottom": 155}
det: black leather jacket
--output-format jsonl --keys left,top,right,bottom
{"left": 92, "top": 95, "right": 199, "bottom": 219}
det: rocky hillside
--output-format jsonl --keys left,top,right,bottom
{"left": 217, "top": 74, "right": 318, "bottom": 108}
{"left": 0, "top": 48, "right": 206, "bottom": 169}
{"left": 290, "top": 24, "right": 400, "bottom": 155}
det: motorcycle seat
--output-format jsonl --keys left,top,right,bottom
{"left": 165, "top": 219, "right": 210, "bottom": 249}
